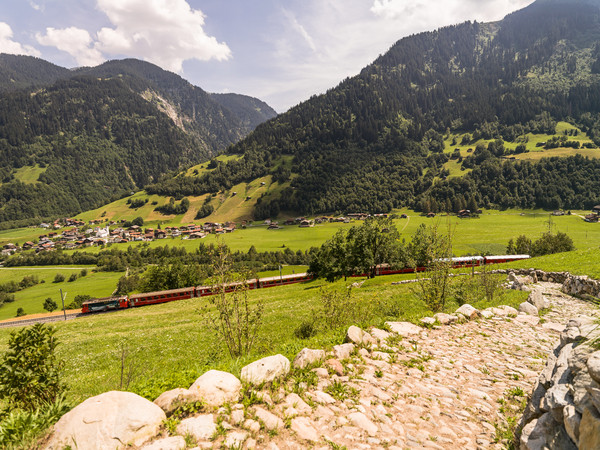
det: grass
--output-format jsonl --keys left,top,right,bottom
{"left": 0, "top": 272, "right": 528, "bottom": 405}
{"left": 12, "top": 165, "right": 47, "bottom": 184}
{"left": 0, "top": 267, "right": 120, "bottom": 320}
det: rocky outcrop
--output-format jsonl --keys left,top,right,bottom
{"left": 44, "top": 391, "right": 166, "bottom": 450}
{"left": 519, "top": 316, "right": 600, "bottom": 449}
{"left": 563, "top": 275, "right": 600, "bottom": 300}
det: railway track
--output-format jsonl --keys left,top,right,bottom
{"left": 0, "top": 313, "right": 82, "bottom": 329}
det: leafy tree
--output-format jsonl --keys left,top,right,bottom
{"left": 52, "top": 274, "right": 65, "bottom": 283}
{"left": 15, "top": 308, "right": 25, "bottom": 317}
{"left": 0, "top": 324, "right": 64, "bottom": 410}
{"left": 132, "top": 217, "right": 144, "bottom": 227}
{"left": 43, "top": 298, "right": 57, "bottom": 312}
{"left": 308, "top": 230, "right": 351, "bottom": 282}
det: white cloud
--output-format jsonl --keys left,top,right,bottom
{"left": 36, "top": 27, "right": 104, "bottom": 67}
{"left": 94, "top": 0, "right": 231, "bottom": 72}
{"left": 0, "top": 22, "right": 41, "bottom": 57}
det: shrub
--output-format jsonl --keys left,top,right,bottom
{"left": 0, "top": 324, "right": 65, "bottom": 410}
{"left": 15, "top": 308, "right": 25, "bottom": 317}
{"left": 43, "top": 298, "right": 57, "bottom": 312}
{"left": 79, "top": 269, "right": 88, "bottom": 277}
{"left": 67, "top": 273, "right": 77, "bottom": 282}
{"left": 66, "top": 294, "right": 91, "bottom": 310}
{"left": 294, "top": 320, "right": 317, "bottom": 339}
{"left": 52, "top": 274, "right": 65, "bottom": 283}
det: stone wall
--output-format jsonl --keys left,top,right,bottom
{"left": 519, "top": 317, "right": 600, "bottom": 449}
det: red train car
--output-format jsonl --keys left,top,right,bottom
{"left": 129, "top": 286, "right": 195, "bottom": 307}
{"left": 81, "top": 296, "right": 129, "bottom": 313}
{"left": 258, "top": 273, "right": 312, "bottom": 288}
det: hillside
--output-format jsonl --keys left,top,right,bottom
{"left": 148, "top": 0, "right": 600, "bottom": 218}
{"left": 0, "top": 57, "right": 277, "bottom": 225}
{"left": 210, "top": 93, "right": 278, "bottom": 131}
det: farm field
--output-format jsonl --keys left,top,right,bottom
{"left": 0, "top": 271, "right": 528, "bottom": 404}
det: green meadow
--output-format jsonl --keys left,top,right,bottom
{"left": 0, "top": 271, "right": 529, "bottom": 404}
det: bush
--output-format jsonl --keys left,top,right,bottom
{"left": 0, "top": 324, "right": 65, "bottom": 410}
{"left": 79, "top": 269, "right": 88, "bottom": 277}
{"left": 66, "top": 294, "right": 91, "bottom": 310}
{"left": 294, "top": 320, "right": 317, "bottom": 339}
{"left": 52, "top": 274, "right": 65, "bottom": 283}
{"left": 43, "top": 298, "right": 57, "bottom": 312}
{"left": 67, "top": 273, "right": 77, "bottom": 282}
{"left": 15, "top": 308, "right": 25, "bottom": 317}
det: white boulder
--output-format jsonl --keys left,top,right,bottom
{"left": 189, "top": 370, "right": 241, "bottom": 407}
{"left": 455, "top": 304, "right": 481, "bottom": 320}
{"left": 44, "top": 391, "right": 166, "bottom": 450}
{"left": 241, "top": 354, "right": 290, "bottom": 386}
{"left": 385, "top": 321, "right": 421, "bottom": 336}
{"left": 293, "top": 348, "right": 326, "bottom": 369}
{"left": 154, "top": 388, "right": 199, "bottom": 415}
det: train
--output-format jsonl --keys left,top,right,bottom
{"left": 81, "top": 254, "right": 530, "bottom": 313}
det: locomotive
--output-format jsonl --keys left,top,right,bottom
{"left": 81, "top": 255, "right": 529, "bottom": 313}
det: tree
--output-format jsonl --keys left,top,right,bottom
{"left": 0, "top": 323, "right": 64, "bottom": 410}
{"left": 15, "top": 307, "right": 25, "bottom": 317}
{"left": 346, "top": 217, "right": 405, "bottom": 278}
{"left": 43, "top": 297, "right": 57, "bottom": 312}
{"left": 308, "top": 230, "right": 351, "bottom": 281}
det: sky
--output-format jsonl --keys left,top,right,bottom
{"left": 0, "top": 0, "right": 536, "bottom": 112}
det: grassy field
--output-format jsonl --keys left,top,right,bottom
{"left": 0, "top": 267, "right": 120, "bottom": 320}
{"left": 13, "top": 165, "right": 47, "bottom": 184}
{"left": 0, "top": 271, "right": 528, "bottom": 405}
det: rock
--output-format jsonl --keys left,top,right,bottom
{"left": 241, "top": 354, "right": 290, "bottom": 386}
{"left": 189, "top": 370, "right": 241, "bottom": 408}
{"left": 348, "top": 412, "right": 378, "bottom": 436}
{"left": 420, "top": 317, "right": 436, "bottom": 326}
{"left": 370, "top": 328, "right": 391, "bottom": 342}
{"left": 579, "top": 406, "right": 600, "bottom": 450}
{"left": 455, "top": 304, "right": 481, "bottom": 320}
{"left": 154, "top": 388, "right": 199, "bottom": 415}
{"left": 325, "top": 358, "right": 344, "bottom": 376}
{"left": 519, "top": 302, "right": 538, "bottom": 316}
{"left": 542, "top": 322, "right": 565, "bottom": 333}
{"left": 312, "top": 367, "right": 329, "bottom": 378}
{"left": 254, "top": 406, "right": 284, "bottom": 431}
{"left": 291, "top": 417, "right": 320, "bottom": 442}
{"left": 433, "top": 313, "right": 457, "bottom": 325}
{"left": 480, "top": 309, "right": 494, "bottom": 319}
{"left": 346, "top": 325, "right": 376, "bottom": 346}
{"left": 528, "top": 289, "right": 548, "bottom": 310}
{"left": 142, "top": 436, "right": 186, "bottom": 450}
{"left": 285, "top": 393, "right": 312, "bottom": 414}
{"left": 544, "top": 384, "right": 572, "bottom": 421}
{"left": 231, "top": 409, "right": 245, "bottom": 425}
{"left": 44, "top": 391, "right": 166, "bottom": 450}
{"left": 176, "top": 414, "right": 216, "bottom": 441}
{"left": 497, "top": 305, "right": 518, "bottom": 317}
{"left": 563, "top": 405, "right": 581, "bottom": 446}
{"left": 515, "top": 314, "right": 540, "bottom": 326}
{"left": 587, "top": 351, "right": 600, "bottom": 384}
{"left": 293, "top": 348, "right": 326, "bottom": 369}
{"left": 333, "top": 343, "right": 355, "bottom": 360}
{"left": 244, "top": 419, "right": 261, "bottom": 433}
{"left": 314, "top": 390, "right": 336, "bottom": 404}
{"left": 225, "top": 431, "right": 248, "bottom": 448}
{"left": 385, "top": 321, "right": 421, "bottom": 336}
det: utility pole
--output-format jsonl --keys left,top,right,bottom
{"left": 60, "top": 289, "right": 67, "bottom": 321}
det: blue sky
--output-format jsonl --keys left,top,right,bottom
{"left": 0, "top": 0, "right": 535, "bottom": 112}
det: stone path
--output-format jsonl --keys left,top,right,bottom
{"left": 147, "top": 283, "right": 600, "bottom": 450}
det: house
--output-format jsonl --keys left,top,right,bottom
{"left": 585, "top": 214, "right": 599, "bottom": 223}
{"left": 299, "top": 220, "right": 314, "bottom": 228}
{"left": 400, "top": 214, "right": 408, "bottom": 219}
{"left": 284, "top": 219, "right": 296, "bottom": 226}
{"left": 593, "top": 205, "right": 600, "bottom": 215}
{"left": 22, "top": 241, "right": 34, "bottom": 250}
{"left": 426, "top": 212, "right": 436, "bottom": 218}
{"left": 552, "top": 210, "right": 566, "bottom": 216}
{"left": 458, "top": 209, "right": 471, "bottom": 218}
{"left": 268, "top": 222, "right": 281, "bottom": 229}
{"left": 189, "top": 232, "right": 206, "bottom": 239}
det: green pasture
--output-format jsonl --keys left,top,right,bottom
{"left": 0, "top": 226, "right": 48, "bottom": 247}
{"left": 13, "top": 165, "right": 47, "bottom": 184}
{"left": 0, "top": 267, "right": 120, "bottom": 320}
{"left": 0, "top": 271, "right": 528, "bottom": 404}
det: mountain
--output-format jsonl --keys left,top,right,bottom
{"left": 0, "top": 57, "right": 276, "bottom": 225}
{"left": 148, "top": 0, "right": 600, "bottom": 218}
{"left": 0, "top": 54, "right": 71, "bottom": 92}
{"left": 210, "top": 93, "right": 278, "bottom": 131}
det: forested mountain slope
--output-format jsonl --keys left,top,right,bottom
{"left": 0, "top": 57, "right": 276, "bottom": 225}
{"left": 149, "top": 0, "right": 600, "bottom": 217}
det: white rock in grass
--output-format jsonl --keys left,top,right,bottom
{"left": 519, "top": 302, "right": 539, "bottom": 316}
{"left": 177, "top": 414, "right": 216, "bottom": 441}
{"left": 189, "top": 370, "right": 241, "bottom": 407}
{"left": 346, "top": 326, "right": 376, "bottom": 346}
{"left": 455, "top": 304, "right": 481, "bottom": 320}
{"left": 45, "top": 391, "right": 165, "bottom": 450}
{"left": 241, "top": 354, "right": 290, "bottom": 386}
{"left": 142, "top": 436, "right": 186, "bottom": 450}
{"left": 385, "top": 321, "right": 421, "bottom": 336}
{"left": 154, "top": 388, "right": 200, "bottom": 415}
{"left": 333, "top": 343, "right": 355, "bottom": 360}
{"left": 293, "top": 348, "right": 326, "bottom": 369}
